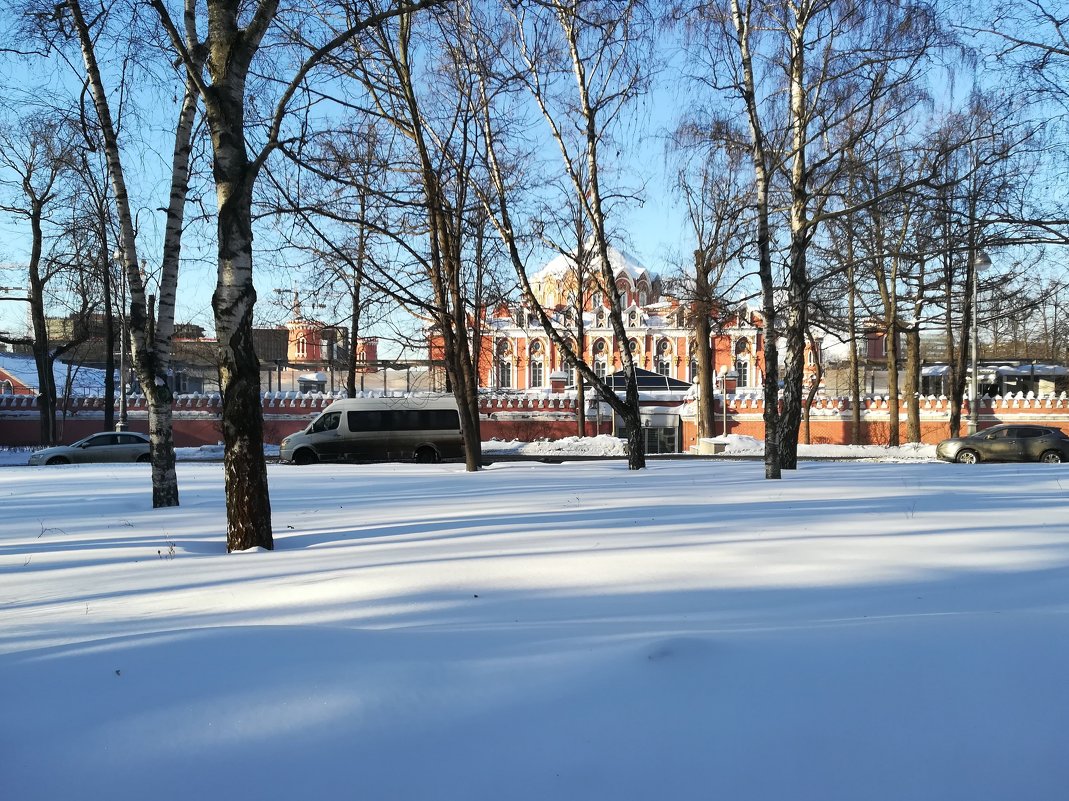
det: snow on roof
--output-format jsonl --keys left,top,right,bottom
{"left": 0, "top": 352, "right": 110, "bottom": 396}
{"left": 534, "top": 244, "right": 652, "bottom": 284}
{"left": 922, "top": 365, "right": 952, "bottom": 376}
{"left": 996, "top": 364, "right": 1068, "bottom": 376}
{"left": 921, "top": 364, "right": 1068, "bottom": 378}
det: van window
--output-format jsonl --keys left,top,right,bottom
{"left": 347, "top": 408, "right": 460, "bottom": 432}
{"left": 311, "top": 412, "right": 341, "bottom": 433}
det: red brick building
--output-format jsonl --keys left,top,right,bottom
{"left": 473, "top": 245, "right": 770, "bottom": 392}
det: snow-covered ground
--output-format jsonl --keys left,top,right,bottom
{"left": 0, "top": 433, "right": 939, "bottom": 466}
{"left": 2, "top": 452, "right": 1066, "bottom": 800}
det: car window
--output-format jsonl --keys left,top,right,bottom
{"left": 86, "top": 435, "right": 117, "bottom": 447}
{"left": 117, "top": 434, "right": 145, "bottom": 445}
{"left": 1017, "top": 428, "right": 1046, "bottom": 439}
{"left": 985, "top": 429, "right": 1011, "bottom": 439}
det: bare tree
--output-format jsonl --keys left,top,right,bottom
{"left": 146, "top": 0, "right": 447, "bottom": 548}
{"left": 670, "top": 132, "right": 753, "bottom": 440}
{"left": 532, "top": 186, "right": 599, "bottom": 438}
{"left": 473, "top": 0, "right": 655, "bottom": 469}
{"left": 966, "top": 1, "right": 1069, "bottom": 116}
{"left": 347, "top": 4, "right": 490, "bottom": 469}
{"left": 685, "top": 0, "right": 943, "bottom": 474}
{"left": 0, "top": 113, "right": 79, "bottom": 444}
{"left": 50, "top": 0, "right": 203, "bottom": 510}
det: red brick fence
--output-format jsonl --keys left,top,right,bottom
{"left": 2, "top": 391, "right": 1067, "bottom": 448}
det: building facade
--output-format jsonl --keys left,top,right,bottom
{"left": 480, "top": 246, "right": 767, "bottom": 392}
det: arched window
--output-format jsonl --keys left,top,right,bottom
{"left": 595, "top": 359, "right": 607, "bottom": 380}
{"left": 689, "top": 360, "right": 698, "bottom": 382}
{"left": 628, "top": 339, "right": 639, "bottom": 355}
{"left": 616, "top": 282, "right": 629, "bottom": 309}
{"left": 296, "top": 335, "right": 307, "bottom": 360}
{"left": 735, "top": 338, "right": 750, "bottom": 387}
{"left": 496, "top": 340, "right": 513, "bottom": 388}
{"left": 0, "top": 379, "right": 12, "bottom": 395}
{"left": 656, "top": 340, "right": 672, "bottom": 377}
{"left": 591, "top": 290, "right": 603, "bottom": 309}
{"left": 529, "top": 341, "right": 545, "bottom": 387}
{"left": 638, "top": 288, "right": 648, "bottom": 306}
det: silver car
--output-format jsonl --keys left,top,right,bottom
{"left": 28, "top": 432, "right": 152, "bottom": 466}
{"left": 936, "top": 424, "right": 1069, "bottom": 464}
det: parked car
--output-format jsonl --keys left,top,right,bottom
{"left": 936, "top": 424, "right": 1069, "bottom": 464}
{"left": 28, "top": 432, "right": 152, "bottom": 466}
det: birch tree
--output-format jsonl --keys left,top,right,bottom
{"left": 686, "top": 0, "right": 941, "bottom": 475}
{"left": 53, "top": 0, "right": 201, "bottom": 509}
{"left": 147, "top": 0, "right": 447, "bottom": 549}
{"left": 473, "top": 0, "right": 655, "bottom": 469}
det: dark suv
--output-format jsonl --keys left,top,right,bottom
{"left": 936, "top": 424, "right": 1069, "bottom": 464}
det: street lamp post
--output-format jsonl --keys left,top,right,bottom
{"left": 968, "top": 251, "right": 992, "bottom": 435}
{"left": 113, "top": 249, "right": 128, "bottom": 431}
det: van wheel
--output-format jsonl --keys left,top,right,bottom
{"left": 293, "top": 449, "right": 318, "bottom": 466}
{"left": 414, "top": 446, "right": 438, "bottom": 464}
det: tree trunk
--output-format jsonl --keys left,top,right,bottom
{"left": 777, "top": 10, "right": 811, "bottom": 473}
{"left": 101, "top": 245, "right": 116, "bottom": 432}
{"left": 905, "top": 324, "right": 921, "bottom": 443}
{"left": 847, "top": 259, "right": 861, "bottom": 444}
{"left": 778, "top": 286, "right": 806, "bottom": 470}
{"left": 27, "top": 200, "right": 56, "bottom": 445}
{"left": 68, "top": 0, "right": 187, "bottom": 507}
{"left": 147, "top": 396, "right": 179, "bottom": 507}
{"left": 212, "top": 129, "right": 274, "bottom": 551}
{"left": 575, "top": 317, "right": 587, "bottom": 436}
{"left": 731, "top": 0, "right": 779, "bottom": 479}
{"left": 694, "top": 253, "right": 715, "bottom": 440}
{"left": 949, "top": 253, "right": 972, "bottom": 438}
{"left": 885, "top": 323, "right": 900, "bottom": 446}
{"left": 778, "top": 232, "right": 808, "bottom": 468}
{"left": 347, "top": 277, "right": 361, "bottom": 398}
{"left": 802, "top": 327, "right": 823, "bottom": 445}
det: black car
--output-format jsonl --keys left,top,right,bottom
{"left": 936, "top": 424, "right": 1069, "bottom": 464}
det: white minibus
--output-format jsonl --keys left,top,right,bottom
{"left": 279, "top": 395, "right": 463, "bottom": 465}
